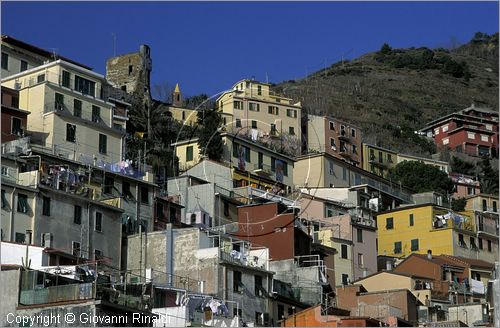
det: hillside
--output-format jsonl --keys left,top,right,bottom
{"left": 273, "top": 32, "right": 499, "bottom": 157}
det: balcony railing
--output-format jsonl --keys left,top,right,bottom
{"left": 252, "top": 163, "right": 273, "bottom": 176}
{"left": 477, "top": 223, "right": 499, "bottom": 236}
{"left": 20, "top": 283, "right": 94, "bottom": 306}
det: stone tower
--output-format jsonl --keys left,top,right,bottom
{"left": 171, "top": 83, "right": 183, "bottom": 107}
{"left": 106, "top": 44, "right": 152, "bottom": 97}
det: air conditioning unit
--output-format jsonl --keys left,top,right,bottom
{"left": 42, "top": 233, "right": 53, "bottom": 248}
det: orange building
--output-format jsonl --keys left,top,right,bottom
{"left": 281, "top": 305, "right": 382, "bottom": 327}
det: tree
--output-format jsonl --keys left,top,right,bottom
{"left": 388, "top": 161, "right": 454, "bottom": 195}
{"left": 380, "top": 43, "right": 392, "bottom": 55}
{"left": 478, "top": 156, "right": 499, "bottom": 195}
{"left": 450, "top": 156, "right": 476, "bottom": 176}
{"left": 451, "top": 197, "right": 467, "bottom": 211}
{"left": 197, "top": 109, "right": 224, "bottom": 162}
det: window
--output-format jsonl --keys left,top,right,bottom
{"left": 37, "top": 74, "right": 45, "bottom": 83}
{"left": 182, "top": 111, "right": 186, "bottom": 120}
{"left": 95, "top": 212, "right": 102, "bottom": 232}
{"left": 15, "top": 232, "right": 25, "bottom": 244}
{"left": 73, "top": 99, "right": 82, "bottom": 117}
{"left": 268, "top": 106, "right": 278, "bottom": 115}
{"left": 128, "top": 65, "right": 133, "bottom": 75}
{"left": 42, "top": 196, "right": 50, "bottom": 216}
{"left": 482, "top": 199, "right": 487, "bottom": 211}
{"left": 356, "top": 228, "right": 363, "bottom": 243}
{"left": 62, "top": 70, "right": 70, "bottom": 88}
{"left": 74, "top": 75, "right": 95, "bottom": 97}
{"left": 98, "top": 134, "right": 107, "bottom": 154}
{"left": 255, "top": 312, "right": 262, "bottom": 325}
{"left": 1, "top": 52, "right": 8, "bottom": 70}
{"left": 72, "top": 241, "right": 81, "bottom": 257}
{"left": 470, "top": 237, "right": 478, "bottom": 250}
{"left": 378, "top": 151, "right": 383, "bottom": 163}
{"left": 11, "top": 96, "right": 19, "bottom": 108}
{"left": 258, "top": 152, "right": 263, "bottom": 169}
{"left": 357, "top": 253, "right": 364, "bottom": 267}
{"left": 94, "top": 249, "right": 103, "bottom": 259}
{"left": 386, "top": 217, "right": 394, "bottom": 229}
{"left": 223, "top": 201, "right": 229, "bottom": 217}
{"left": 254, "top": 275, "right": 264, "bottom": 297}
{"left": 330, "top": 138, "right": 336, "bottom": 149}
{"left": 442, "top": 138, "right": 449, "bottom": 145}
{"left": 1, "top": 190, "right": 7, "bottom": 209}
{"left": 442, "top": 125, "right": 449, "bottom": 132}
{"left": 481, "top": 134, "right": 489, "bottom": 142}
{"left": 341, "top": 274, "right": 349, "bottom": 285}
{"left": 493, "top": 201, "right": 497, "bottom": 212}
{"left": 458, "top": 234, "right": 467, "bottom": 248}
{"left": 1, "top": 166, "right": 8, "bottom": 177}
{"left": 257, "top": 85, "right": 262, "bottom": 95}
{"left": 233, "top": 308, "right": 242, "bottom": 317}
{"left": 278, "top": 305, "right": 284, "bottom": 320}
{"left": 351, "top": 128, "right": 356, "bottom": 138}
{"left": 487, "top": 240, "right": 492, "bottom": 252}
{"left": 329, "top": 121, "right": 335, "bottom": 130}
{"left": 352, "top": 144, "right": 357, "bottom": 154}
{"left": 233, "top": 143, "right": 239, "bottom": 158}
{"left": 186, "top": 146, "right": 194, "bottom": 161}
{"left": 286, "top": 108, "right": 297, "bottom": 118}
{"left": 103, "top": 176, "right": 114, "bottom": 195}
{"left": 289, "top": 127, "right": 295, "bottom": 135}
{"left": 409, "top": 214, "right": 414, "bottom": 226}
{"left": 467, "top": 187, "right": 475, "bottom": 196}
{"left": 411, "top": 239, "right": 419, "bottom": 251}
{"left": 74, "top": 205, "right": 82, "bottom": 225}
{"left": 341, "top": 244, "right": 348, "bottom": 259}
{"left": 467, "top": 132, "right": 475, "bottom": 139}
{"left": 92, "top": 106, "right": 101, "bottom": 123}
{"left": 66, "top": 124, "right": 76, "bottom": 142}
{"left": 235, "top": 119, "right": 241, "bottom": 128}
{"left": 342, "top": 167, "right": 347, "bottom": 180}
{"left": 17, "top": 194, "right": 29, "bottom": 213}
{"left": 234, "top": 101, "right": 243, "bottom": 110}
{"left": 249, "top": 102, "right": 260, "bottom": 111}
{"left": 20, "top": 60, "right": 28, "bottom": 72}
{"left": 251, "top": 120, "right": 257, "bottom": 129}
{"left": 270, "top": 123, "right": 277, "bottom": 135}
{"left": 233, "top": 270, "right": 242, "bottom": 292}
{"left": 434, "top": 128, "right": 440, "bottom": 135}
{"left": 141, "top": 186, "right": 149, "bottom": 204}
{"left": 485, "top": 124, "right": 493, "bottom": 131}
{"left": 11, "top": 117, "right": 22, "bottom": 135}
{"left": 55, "top": 93, "right": 64, "bottom": 110}
{"left": 394, "top": 241, "right": 402, "bottom": 254}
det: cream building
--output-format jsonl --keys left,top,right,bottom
{"left": 217, "top": 79, "right": 302, "bottom": 140}
{"left": 173, "top": 132, "right": 295, "bottom": 193}
{"left": 2, "top": 60, "right": 127, "bottom": 164}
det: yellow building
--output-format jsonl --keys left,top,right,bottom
{"left": 362, "top": 144, "right": 450, "bottom": 178}
{"left": 167, "top": 83, "right": 199, "bottom": 127}
{"left": 361, "top": 144, "right": 397, "bottom": 178}
{"left": 216, "top": 79, "right": 302, "bottom": 139}
{"left": 377, "top": 204, "right": 477, "bottom": 259}
{"left": 2, "top": 60, "right": 126, "bottom": 163}
{"left": 172, "top": 132, "right": 295, "bottom": 192}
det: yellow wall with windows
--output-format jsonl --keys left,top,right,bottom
{"left": 361, "top": 144, "right": 397, "bottom": 178}
{"left": 377, "top": 205, "right": 455, "bottom": 257}
{"left": 174, "top": 140, "right": 202, "bottom": 171}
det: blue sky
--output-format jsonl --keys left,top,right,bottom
{"left": 2, "top": 2, "right": 498, "bottom": 97}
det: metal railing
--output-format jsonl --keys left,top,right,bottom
{"left": 19, "top": 283, "right": 94, "bottom": 305}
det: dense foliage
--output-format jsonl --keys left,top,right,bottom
{"left": 197, "top": 109, "right": 224, "bottom": 162}
{"left": 388, "top": 161, "right": 454, "bottom": 195}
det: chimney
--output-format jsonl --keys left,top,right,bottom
{"left": 427, "top": 250, "right": 432, "bottom": 260}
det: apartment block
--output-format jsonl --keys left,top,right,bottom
{"left": 307, "top": 114, "right": 362, "bottom": 167}
{"left": 420, "top": 105, "right": 499, "bottom": 158}
{"left": 217, "top": 79, "right": 302, "bottom": 142}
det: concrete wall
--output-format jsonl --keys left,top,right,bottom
{"left": 352, "top": 225, "right": 377, "bottom": 280}
{"left": 448, "top": 303, "right": 488, "bottom": 326}
{"left": 1, "top": 185, "right": 36, "bottom": 244}
{"left": 0, "top": 242, "right": 48, "bottom": 267}
{"left": 0, "top": 269, "right": 21, "bottom": 327}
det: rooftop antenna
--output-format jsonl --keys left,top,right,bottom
{"left": 111, "top": 33, "right": 116, "bottom": 57}
{"left": 265, "top": 72, "right": 269, "bottom": 84}
{"left": 49, "top": 48, "right": 58, "bottom": 60}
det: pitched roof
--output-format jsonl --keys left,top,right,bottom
{"left": 441, "top": 255, "right": 494, "bottom": 270}
{"left": 352, "top": 270, "right": 432, "bottom": 284}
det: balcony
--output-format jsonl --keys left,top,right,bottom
{"left": 338, "top": 130, "right": 350, "bottom": 141}
{"left": 477, "top": 223, "right": 499, "bottom": 237}
{"left": 432, "top": 213, "right": 475, "bottom": 233}
{"left": 233, "top": 186, "right": 296, "bottom": 207}
{"left": 339, "top": 147, "right": 351, "bottom": 158}
{"left": 1, "top": 137, "right": 31, "bottom": 156}
{"left": 252, "top": 163, "right": 273, "bottom": 176}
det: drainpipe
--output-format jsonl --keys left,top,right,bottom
{"left": 9, "top": 187, "right": 17, "bottom": 241}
